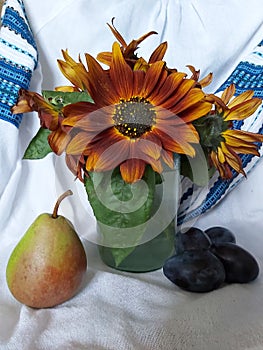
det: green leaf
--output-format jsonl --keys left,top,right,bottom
{"left": 84, "top": 166, "right": 156, "bottom": 266}
{"left": 42, "top": 90, "right": 93, "bottom": 108}
{"left": 155, "top": 171, "right": 163, "bottom": 185}
{"left": 110, "top": 246, "right": 137, "bottom": 267}
{"left": 180, "top": 149, "right": 210, "bottom": 186}
{"left": 23, "top": 127, "right": 52, "bottom": 159}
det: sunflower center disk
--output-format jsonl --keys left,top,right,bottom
{"left": 113, "top": 97, "right": 156, "bottom": 138}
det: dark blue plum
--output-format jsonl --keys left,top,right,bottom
{"left": 175, "top": 227, "right": 211, "bottom": 254}
{"left": 163, "top": 250, "right": 225, "bottom": 292}
{"left": 211, "top": 242, "right": 259, "bottom": 283}
{"left": 205, "top": 226, "right": 236, "bottom": 245}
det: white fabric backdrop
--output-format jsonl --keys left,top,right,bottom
{"left": 1, "top": 1, "right": 263, "bottom": 349}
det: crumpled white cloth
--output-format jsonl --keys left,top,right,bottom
{"left": 1, "top": 1, "right": 263, "bottom": 349}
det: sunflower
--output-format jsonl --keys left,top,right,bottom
{"left": 59, "top": 41, "right": 212, "bottom": 183}
{"left": 12, "top": 42, "right": 213, "bottom": 183}
{"left": 196, "top": 84, "right": 263, "bottom": 179}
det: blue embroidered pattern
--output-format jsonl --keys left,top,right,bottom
{"left": 0, "top": 1, "right": 37, "bottom": 128}
{"left": 220, "top": 62, "right": 263, "bottom": 98}
{"left": 2, "top": 7, "right": 37, "bottom": 51}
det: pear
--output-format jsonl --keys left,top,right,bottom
{"left": 6, "top": 190, "right": 87, "bottom": 308}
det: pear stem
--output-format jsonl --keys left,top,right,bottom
{"left": 52, "top": 190, "right": 73, "bottom": 219}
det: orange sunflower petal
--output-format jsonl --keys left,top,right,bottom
{"left": 85, "top": 128, "right": 123, "bottom": 153}
{"left": 210, "top": 150, "right": 231, "bottom": 178}
{"left": 62, "top": 101, "right": 98, "bottom": 120}
{"left": 11, "top": 89, "right": 37, "bottom": 114}
{"left": 61, "top": 49, "right": 79, "bottom": 65}
{"left": 96, "top": 51, "right": 113, "bottom": 66}
{"left": 152, "top": 126, "right": 197, "bottom": 157}
{"left": 62, "top": 103, "right": 114, "bottom": 135}
{"left": 230, "top": 144, "right": 259, "bottom": 155}
{"left": 66, "top": 131, "right": 91, "bottom": 155}
{"left": 48, "top": 129, "right": 71, "bottom": 155}
{"left": 65, "top": 153, "right": 83, "bottom": 180}
{"left": 55, "top": 85, "right": 78, "bottom": 92}
{"left": 106, "top": 18, "right": 127, "bottom": 48}
{"left": 176, "top": 101, "right": 212, "bottom": 123}
{"left": 150, "top": 72, "right": 187, "bottom": 105}
{"left": 224, "top": 98, "right": 262, "bottom": 121}
{"left": 137, "top": 134, "right": 162, "bottom": 160}
{"left": 146, "top": 158, "right": 163, "bottom": 174}
{"left": 220, "top": 84, "right": 236, "bottom": 104}
{"left": 133, "top": 57, "right": 149, "bottom": 72}
{"left": 70, "top": 108, "right": 114, "bottom": 134}
{"left": 186, "top": 65, "right": 200, "bottom": 81}
{"left": 155, "top": 118, "right": 199, "bottom": 142}
{"left": 91, "top": 137, "right": 130, "bottom": 172}
{"left": 57, "top": 50, "right": 90, "bottom": 90}
{"left": 57, "top": 60, "right": 84, "bottom": 90}
{"left": 217, "top": 145, "right": 226, "bottom": 163}
{"left": 120, "top": 159, "right": 146, "bottom": 183}
{"left": 160, "top": 78, "right": 196, "bottom": 110}
{"left": 224, "top": 129, "right": 263, "bottom": 143}
{"left": 228, "top": 89, "right": 255, "bottom": 108}
{"left": 161, "top": 149, "right": 174, "bottom": 168}
{"left": 132, "top": 70, "right": 146, "bottom": 96}
{"left": 126, "top": 137, "right": 163, "bottom": 173}
{"left": 148, "top": 42, "right": 168, "bottom": 63}
{"left": 141, "top": 61, "right": 166, "bottom": 98}
{"left": 220, "top": 142, "right": 245, "bottom": 175}
{"left": 198, "top": 72, "right": 213, "bottom": 88}
{"left": 206, "top": 94, "right": 228, "bottom": 111}
{"left": 170, "top": 88, "right": 206, "bottom": 115}
{"left": 110, "top": 42, "right": 133, "bottom": 100}
{"left": 85, "top": 53, "right": 119, "bottom": 106}
{"left": 85, "top": 151, "right": 100, "bottom": 172}
{"left": 85, "top": 127, "right": 128, "bottom": 171}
